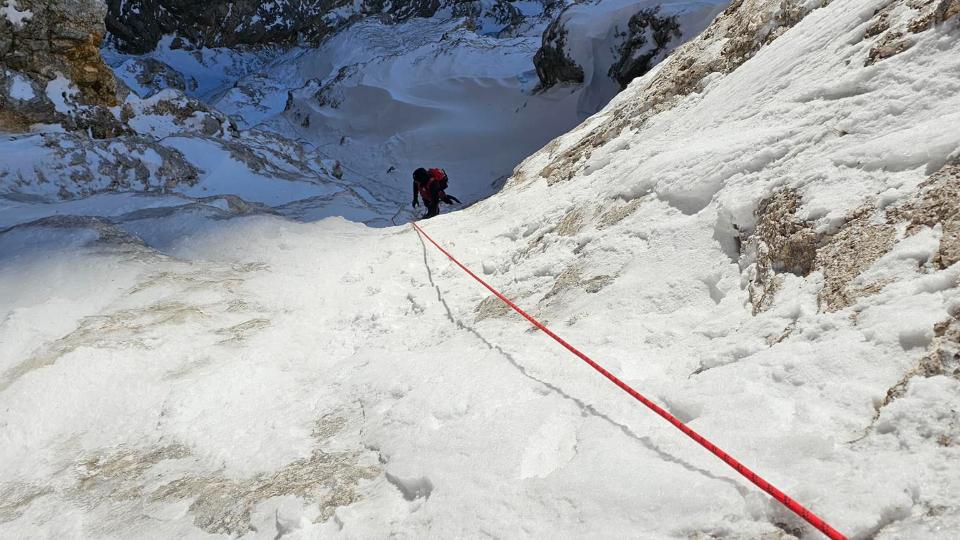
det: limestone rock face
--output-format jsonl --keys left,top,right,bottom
{"left": 607, "top": 8, "right": 681, "bottom": 89}
{"left": 1, "top": 0, "right": 119, "bottom": 130}
{"left": 533, "top": 2, "right": 684, "bottom": 91}
{"left": 888, "top": 161, "right": 960, "bottom": 270}
{"left": 863, "top": 0, "right": 960, "bottom": 65}
{"left": 533, "top": 14, "right": 585, "bottom": 88}
{"left": 105, "top": 0, "right": 344, "bottom": 54}
{"left": 104, "top": 0, "right": 448, "bottom": 54}
{"left": 743, "top": 159, "right": 959, "bottom": 314}
{"left": 746, "top": 190, "right": 818, "bottom": 314}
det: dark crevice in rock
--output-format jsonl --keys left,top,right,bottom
{"left": 534, "top": 12, "right": 584, "bottom": 89}
{"left": 608, "top": 8, "right": 681, "bottom": 89}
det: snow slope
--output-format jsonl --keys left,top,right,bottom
{"left": 2, "top": 0, "right": 960, "bottom": 539}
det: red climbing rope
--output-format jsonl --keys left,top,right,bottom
{"left": 411, "top": 221, "right": 847, "bottom": 540}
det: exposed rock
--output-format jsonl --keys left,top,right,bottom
{"left": 1, "top": 0, "right": 120, "bottom": 132}
{"left": 0, "top": 483, "right": 53, "bottom": 524}
{"left": 534, "top": 3, "right": 683, "bottom": 91}
{"left": 1, "top": 0, "right": 117, "bottom": 105}
{"left": 0, "top": 69, "right": 127, "bottom": 137}
{"left": 815, "top": 205, "right": 897, "bottom": 312}
{"left": 451, "top": 0, "right": 524, "bottom": 35}
{"left": 113, "top": 58, "right": 190, "bottom": 98}
{"left": 608, "top": 8, "right": 681, "bottom": 89}
{"left": 541, "top": 264, "right": 615, "bottom": 305}
{"left": 756, "top": 191, "right": 818, "bottom": 276}
{"left": 747, "top": 163, "right": 958, "bottom": 314}
{"left": 544, "top": 264, "right": 583, "bottom": 300}
{"left": 65, "top": 414, "right": 378, "bottom": 536}
{"left": 864, "top": 0, "right": 960, "bottom": 66}
{"left": 583, "top": 274, "right": 614, "bottom": 293}
{"left": 0, "top": 69, "right": 50, "bottom": 130}
{"left": 746, "top": 189, "right": 818, "bottom": 314}
{"left": 554, "top": 207, "right": 586, "bottom": 236}
{"left": 365, "top": 0, "right": 441, "bottom": 22}
{"left": 123, "top": 89, "right": 234, "bottom": 138}
{"left": 939, "top": 0, "right": 960, "bottom": 22}
{"left": 313, "top": 65, "right": 355, "bottom": 109}
{"left": 105, "top": 0, "right": 448, "bottom": 54}
{"left": 533, "top": 12, "right": 585, "bottom": 88}
{"left": 887, "top": 161, "right": 960, "bottom": 269}
{"left": 475, "top": 294, "right": 515, "bottom": 321}
{"left": 928, "top": 312, "right": 960, "bottom": 378}
{"left": 151, "top": 450, "right": 380, "bottom": 536}
{"left": 106, "top": 0, "right": 338, "bottom": 54}
{"left": 0, "top": 133, "right": 200, "bottom": 199}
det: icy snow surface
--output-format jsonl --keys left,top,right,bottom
{"left": 0, "top": 0, "right": 32, "bottom": 29}
{"left": 2, "top": 0, "right": 960, "bottom": 538}
{"left": 44, "top": 74, "right": 81, "bottom": 115}
{"left": 8, "top": 74, "right": 34, "bottom": 101}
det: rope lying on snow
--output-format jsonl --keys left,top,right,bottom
{"left": 410, "top": 221, "right": 847, "bottom": 540}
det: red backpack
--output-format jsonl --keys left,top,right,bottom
{"left": 427, "top": 168, "right": 448, "bottom": 191}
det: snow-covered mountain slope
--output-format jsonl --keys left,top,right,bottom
{"left": 2, "top": 0, "right": 960, "bottom": 539}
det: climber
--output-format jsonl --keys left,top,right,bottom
{"left": 412, "top": 167, "right": 461, "bottom": 219}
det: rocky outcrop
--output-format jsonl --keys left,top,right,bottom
{"left": 888, "top": 161, "right": 960, "bottom": 270}
{"left": 879, "top": 308, "right": 960, "bottom": 414}
{"left": 817, "top": 158, "right": 960, "bottom": 312}
{"left": 365, "top": 0, "right": 442, "bottom": 22}
{"left": 608, "top": 8, "right": 681, "bottom": 89}
{"left": 121, "top": 89, "right": 236, "bottom": 138}
{"left": 534, "top": 2, "right": 686, "bottom": 92}
{"left": 814, "top": 205, "right": 897, "bottom": 312}
{"left": 113, "top": 57, "right": 192, "bottom": 98}
{"left": 0, "top": 132, "right": 199, "bottom": 199}
{"left": 744, "top": 159, "right": 959, "bottom": 313}
{"left": 533, "top": 14, "right": 585, "bottom": 87}
{"left": 105, "top": 0, "right": 343, "bottom": 54}
{"left": 1, "top": 0, "right": 119, "bottom": 131}
{"left": 863, "top": 0, "right": 960, "bottom": 65}
{"left": 105, "top": 0, "right": 449, "bottom": 54}
{"left": 746, "top": 190, "right": 818, "bottom": 313}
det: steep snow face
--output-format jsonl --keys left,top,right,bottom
{"left": 2, "top": 1, "right": 959, "bottom": 539}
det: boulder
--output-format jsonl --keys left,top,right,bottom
{"left": 1, "top": 0, "right": 119, "bottom": 131}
